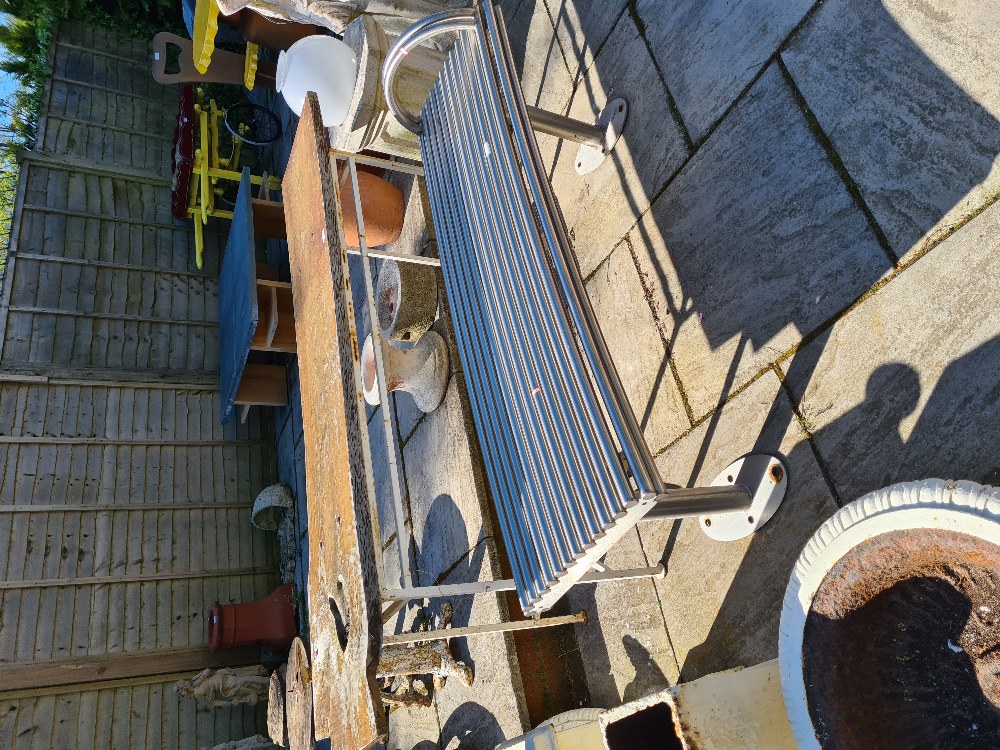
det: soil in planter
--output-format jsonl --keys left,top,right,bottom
{"left": 803, "top": 528, "right": 1000, "bottom": 750}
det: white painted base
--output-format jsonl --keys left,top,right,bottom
{"left": 575, "top": 98, "right": 628, "bottom": 176}
{"left": 700, "top": 453, "right": 788, "bottom": 541}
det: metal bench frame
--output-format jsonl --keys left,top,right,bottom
{"left": 377, "top": 1, "right": 788, "bottom": 621}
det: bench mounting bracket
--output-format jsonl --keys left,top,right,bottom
{"left": 575, "top": 98, "right": 628, "bottom": 176}
{"left": 700, "top": 453, "right": 788, "bottom": 541}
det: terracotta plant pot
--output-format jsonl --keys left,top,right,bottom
{"left": 339, "top": 170, "right": 405, "bottom": 247}
{"left": 208, "top": 583, "right": 297, "bottom": 652}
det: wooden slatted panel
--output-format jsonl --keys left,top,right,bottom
{"left": 0, "top": 682, "right": 265, "bottom": 750}
{"left": 0, "top": 22, "right": 281, "bottom": 749}
{"left": 0, "top": 381, "right": 278, "bottom": 665}
{"left": 2, "top": 165, "right": 224, "bottom": 370}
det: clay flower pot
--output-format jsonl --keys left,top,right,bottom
{"left": 208, "top": 583, "right": 297, "bottom": 653}
{"left": 340, "top": 170, "right": 405, "bottom": 247}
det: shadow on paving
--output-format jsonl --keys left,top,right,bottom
{"left": 506, "top": 0, "right": 1000, "bottom": 688}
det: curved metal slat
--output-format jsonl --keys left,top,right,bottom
{"left": 413, "top": 3, "right": 664, "bottom": 612}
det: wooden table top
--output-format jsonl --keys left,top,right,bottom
{"left": 282, "top": 92, "right": 386, "bottom": 749}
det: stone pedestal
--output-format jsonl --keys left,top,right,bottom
{"left": 376, "top": 259, "right": 439, "bottom": 343}
{"left": 329, "top": 16, "right": 448, "bottom": 159}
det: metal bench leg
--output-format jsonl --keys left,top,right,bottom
{"left": 382, "top": 566, "right": 665, "bottom": 605}
{"left": 640, "top": 453, "right": 788, "bottom": 542}
{"left": 581, "top": 564, "right": 666, "bottom": 583}
{"left": 382, "top": 611, "right": 588, "bottom": 646}
{"left": 526, "top": 100, "right": 628, "bottom": 176}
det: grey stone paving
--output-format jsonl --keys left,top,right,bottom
{"left": 629, "top": 64, "right": 892, "bottom": 418}
{"left": 782, "top": 0, "right": 1000, "bottom": 260}
{"left": 566, "top": 527, "right": 680, "bottom": 707}
{"left": 542, "top": 0, "right": 627, "bottom": 79}
{"left": 506, "top": 0, "right": 574, "bottom": 113}
{"left": 403, "top": 381, "right": 490, "bottom": 588}
{"left": 585, "top": 243, "right": 687, "bottom": 453}
{"left": 262, "top": 0, "right": 1000, "bottom": 746}
{"left": 786, "top": 201, "right": 1000, "bottom": 504}
{"left": 399, "top": 378, "right": 528, "bottom": 748}
{"left": 634, "top": 0, "right": 815, "bottom": 142}
{"left": 547, "top": 9, "right": 689, "bottom": 278}
{"left": 642, "top": 371, "right": 837, "bottom": 679}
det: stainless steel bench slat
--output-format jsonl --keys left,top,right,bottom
{"left": 420, "top": 21, "right": 653, "bottom": 612}
{"left": 447, "top": 47, "right": 615, "bottom": 545}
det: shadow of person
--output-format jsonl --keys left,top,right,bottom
{"left": 805, "top": 573, "right": 1000, "bottom": 750}
{"left": 620, "top": 634, "right": 670, "bottom": 704}
{"left": 677, "top": 333, "right": 1000, "bottom": 683}
{"left": 881, "top": 335, "right": 1000, "bottom": 496}
{"left": 805, "top": 362, "right": 922, "bottom": 495}
{"left": 790, "top": 334, "right": 1000, "bottom": 507}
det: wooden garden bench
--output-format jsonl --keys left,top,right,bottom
{"left": 380, "top": 1, "right": 790, "bottom": 616}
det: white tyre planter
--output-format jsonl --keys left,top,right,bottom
{"left": 779, "top": 478, "right": 1000, "bottom": 750}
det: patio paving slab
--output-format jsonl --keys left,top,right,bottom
{"left": 403, "top": 378, "right": 490, "bottom": 588}
{"left": 548, "top": 10, "right": 688, "bottom": 278}
{"left": 630, "top": 64, "right": 891, "bottom": 419}
{"left": 386, "top": 702, "right": 442, "bottom": 750}
{"left": 566, "top": 527, "right": 679, "bottom": 707}
{"left": 639, "top": 370, "right": 837, "bottom": 680}
{"left": 506, "top": 0, "right": 574, "bottom": 113}
{"left": 541, "top": 0, "right": 628, "bottom": 80}
{"left": 585, "top": 242, "right": 688, "bottom": 454}
{"left": 782, "top": 0, "right": 1000, "bottom": 261}
{"left": 785, "top": 199, "right": 1000, "bottom": 505}
{"left": 398, "top": 376, "right": 529, "bottom": 748}
{"left": 634, "top": 0, "right": 814, "bottom": 142}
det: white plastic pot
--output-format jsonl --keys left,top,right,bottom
{"left": 276, "top": 35, "right": 358, "bottom": 127}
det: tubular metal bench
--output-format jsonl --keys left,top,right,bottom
{"left": 381, "top": 1, "right": 789, "bottom": 616}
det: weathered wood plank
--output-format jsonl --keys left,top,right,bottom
{"left": 28, "top": 694, "right": 56, "bottom": 749}
{"left": 145, "top": 683, "right": 163, "bottom": 750}
{"left": 0, "top": 568, "right": 272, "bottom": 590}
{"left": 111, "top": 687, "right": 131, "bottom": 750}
{"left": 284, "top": 93, "right": 386, "bottom": 747}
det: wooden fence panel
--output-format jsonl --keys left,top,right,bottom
{"left": 0, "top": 21, "right": 281, "bottom": 749}
{"left": 0, "top": 682, "right": 265, "bottom": 750}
